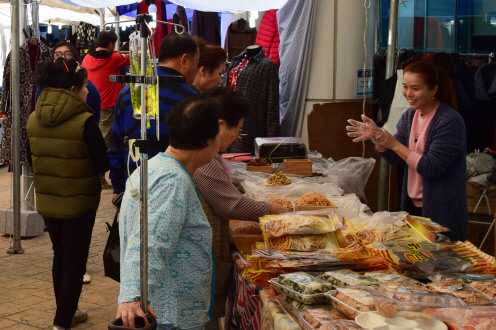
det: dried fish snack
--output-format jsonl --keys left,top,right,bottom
{"left": 260, "top": 211, "right": 341, "bottom": 237}
{"left": 321, "top": 269, "right": 378, "bottom": 288}
{"left": 268, "top": 197, "right": 294, "bottom": 211}
{"left": 295, "top": 192, "right": 336, "bottom": 207}
{"left": 364, "top": 271, "right": 417, "bottom": 284}
{"left": 266, "top": 171, "right": 293, "bottom": 185}
{"left": 329, "top": 287, "right": 379, "bottom": 319}
{"left": 377, "top": 281, "right": 429, "bottom": 294}
{"left": 469, "top": 280, "right": 496, "bottom": 298}
{"left": 230, "top": 221, "right": 262, "bottom": 235}
{"left": 425, "top": 280, "right": 494, "bottom": 305}
{"left": 267, "top": 233, "right": 342, "bottom": 251}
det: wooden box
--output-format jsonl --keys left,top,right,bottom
{"left": 247, "top": 165, "right": 273, "bottom": 174}
{"left": 283, "top": 159, "right": 312, "bottom": 176}
{"left": 229, "top": 220, "right": 263, "bottom": 254}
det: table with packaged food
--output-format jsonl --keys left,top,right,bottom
{"left": 225, "top": 151, "right": 496, "bottom": 330}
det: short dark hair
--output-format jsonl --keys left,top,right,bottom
{"left": 195, "top": 37, "right": 227, "bottom": 73}
{"left": 158, "top": 33, "right": 198, "bottom": 62}
{"left": 204, "top": 87, "right": 250, "bottom": 128}
{"left": 167, "top": 96, "right": 220, "bottom": 150}
{"left": 52, "top": 42, "right": 81, "bottom": 62}
{"left": 35, "top": 57, "right": 87, "bottom": 90}
{"left": 96, "top": 30, "right": 118, "bottom": 48}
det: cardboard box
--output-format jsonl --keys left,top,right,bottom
{"left": 229, "top": 220, "right": 263, "bottom": 254}
{"left": 466, "top": 182, "right": 496, "bottom": 214}
{"left": 247, "top": 165, "right": 272, "bottom": 174}
{"left": 283, "top": 159, "right": 312, "bottom": 176}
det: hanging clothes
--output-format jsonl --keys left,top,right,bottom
{"left": 223, "top": 46, "right": 279, "bottom": 154}
{"left": 172, "top": 6, "right": 189, "bottom": 33}
{"left": 76, "top": 22, "right": 97, "bottom": 49}
{"left": 224, "top": 19, "right": 257, "bottom": 61}
{"left": 255, "top": 9, "right": 280, "bottom": 67}
{"left": 0, "top": 39, "right": 53, "bottom": 167}
{"left": 137, "top": 0, "right": 168, "bottom": 57}
{"left": 191, "top": 11, "right": 221, "bottom": 46}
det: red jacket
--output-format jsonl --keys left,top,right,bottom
{"left": 82, "top": 51, "right": 130, "bottom": 109}
{"left": 255, "top": 10, "right": 280, "bottom": 67}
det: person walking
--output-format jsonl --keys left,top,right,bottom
{"left": 82, "top": 30, "right": 130, "bottom": 189}
{"left": 28, "top": 57, "right": 108, "bottom": 329}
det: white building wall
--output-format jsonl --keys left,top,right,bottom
{"left": 301, "top": 0, "right": 376, "bottom": 145}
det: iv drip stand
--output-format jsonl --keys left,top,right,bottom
{"left": 106, "top": 14, "right": 185, "bottom": 330}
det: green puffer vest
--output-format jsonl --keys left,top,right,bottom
{"left": 27, "top": 87, "right": 100, "bottom": 219}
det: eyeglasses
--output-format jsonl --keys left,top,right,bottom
{"left": 54, "top": 51, "right": 74, "bottom": 59}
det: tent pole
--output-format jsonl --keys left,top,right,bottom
{"left": 115, "top": 13, "right": 120, "bottom": 51}
{"left": 377, "top": 0, "right": 398, "bottom": 212}
{"left": 7, "top": 0, "right": 24, "bottom": 255}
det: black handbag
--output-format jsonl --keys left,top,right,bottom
{"left": 103, "top": 211, "right": 120, "bottom": 282}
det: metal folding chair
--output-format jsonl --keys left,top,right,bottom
{"left": 473, "top": 169, "right": 496, "bottom": 250}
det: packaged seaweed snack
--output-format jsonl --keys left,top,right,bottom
{"left": 260, "top": 210, "right": 341, "bottom": 237}
{"left": 321, "top": 269, "right": 378, "bottom": 288}
{"left": 364, "top": 271, "right": 417, "bottom": 284}
{"left": 271, "top": 272, "right": 334, "bottom": 304}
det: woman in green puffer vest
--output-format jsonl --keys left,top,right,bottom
{"left": 27, "top": 57, "right": 108, "bottom": 330}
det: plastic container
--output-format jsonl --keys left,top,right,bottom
{"left": 255, "top": 137, "right": 308, "bottom": 163}
{"left": 269, "top": 278, "right": 331, "bottom": 305}
{"left": 355, "top": 312, "right": 447, "bottom": 330}
{"left": 329, "top": 320, "right": 366, "bottom": 330}
{"left": 327, "top": 287, "right": 377, "bottom": 319}
{"left": 321, "top": 270, "right": 378, "bottom": 288}
{"left": 377, "top": 281, "right": 430, "bottom": 294}
{"left": 428, "top": 273, "right": 496, "bottom": 284}
{"left": 372, "top": 289, "right": 469, "bottom": 318}
{"left": 425, "top": 280, "right": 494, "bottom": 305}
{"left": 364, "top": 272, "right": 417, "bottom": 284}
{"left": 469, "top": 280, "right": 496, "bottom": 298}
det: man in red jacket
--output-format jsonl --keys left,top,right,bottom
{"left": 82, "top": 30, "right": 129, "bottom": 189}
{"left": 82, "top": 30, "right": 130, "bottom": 149}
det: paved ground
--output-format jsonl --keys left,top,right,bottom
{"left": 0, "top": 168, "right": 120, "bottom": 329}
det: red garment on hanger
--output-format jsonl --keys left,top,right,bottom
{"left": 138, "top": 0, "right": 167, "bottom": 57}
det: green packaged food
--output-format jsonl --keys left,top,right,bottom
{"left": 322, "top": 270, "right": 378, "bottom": 288}
{"left": 270, "top": 272, "right": 333, "bottom": 305}
{"left": 364, "top": 271, "right": 417, "bottom": 284}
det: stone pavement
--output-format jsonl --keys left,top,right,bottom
{"left": 0, "top": 167, "right": 120, "bottom": 329}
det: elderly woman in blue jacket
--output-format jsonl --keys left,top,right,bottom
{"left": 347, "top": 60, "right": 468, "bottom": 242}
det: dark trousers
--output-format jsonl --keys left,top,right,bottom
{"left": 44, "top": 211, "right": 96, "bottom": 328}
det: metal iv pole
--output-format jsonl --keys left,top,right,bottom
{"left": 107, "top": 14, "right": 185, "bottom": 330}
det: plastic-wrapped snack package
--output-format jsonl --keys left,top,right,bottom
{"left": 265, "top": 232, "right": 344, "bottom": 252}
{"left": 469, "top": 280, "right": 496, "bottom": 298}
{"left": 424, "top": 306, "right": 496, "bottom": 330}
{"left": 377, "top": 281, "right": 430, "bottom": 293}
{"left": 321, "top": 270, "right": 378, "bottom": 288}
{"left": 375, "top": 242, "right": 473, "bottom": 278}
{"left": 364, "top": 271, "right": 417, "bottom": 284}
{"left": 260, "top": 210, "right": 342, "bottom": 237}
{"left": 270, "top": 272, "right": 333, "bottom": 305}
{"left": 425, "top": 280, "right": 494, "bottom": 305}
{"left": 328, "top": 287, "right": 379, "bottom": 319}
{"left": 260, "top": 287, "right": 301, "bottom": 330}
{"left": 428, "top": 273, "right": 496, "bottom": 284}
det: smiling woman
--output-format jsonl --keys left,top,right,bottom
{"left": 346, "top": 60, "right": 468, "bottom": 242}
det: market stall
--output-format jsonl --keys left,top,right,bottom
{"left": 224, "top": 151, "right": 496, "bottom": 330}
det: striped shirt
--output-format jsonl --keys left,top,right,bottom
{"left": 195, "top": 154, "right": 269, "bottom": 221}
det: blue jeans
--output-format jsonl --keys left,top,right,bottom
{"left": 44, "top": 211, "right": 96, "bottom": 328}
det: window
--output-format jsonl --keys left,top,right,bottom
{"left": 380, "top": 0, "right": 496, "bottom": 54}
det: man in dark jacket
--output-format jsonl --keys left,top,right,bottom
{"left": 108, "top": 33, "right": 200, "bottom": 206}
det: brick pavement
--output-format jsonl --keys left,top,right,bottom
{"left": 0, "top": 168, "right": 120, "bottom": 329}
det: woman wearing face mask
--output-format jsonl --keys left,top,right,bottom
{"left": 194, "top": 87, "right": 289, "bottom": 329}
{"left": 27, "top": 57, "right": 108, "bottom": 330}
{"left": 192, "top": 38, "right": 227, "bottom": 94}
{"left": 346, "top": 60, "right": 468, "bottom": 242}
